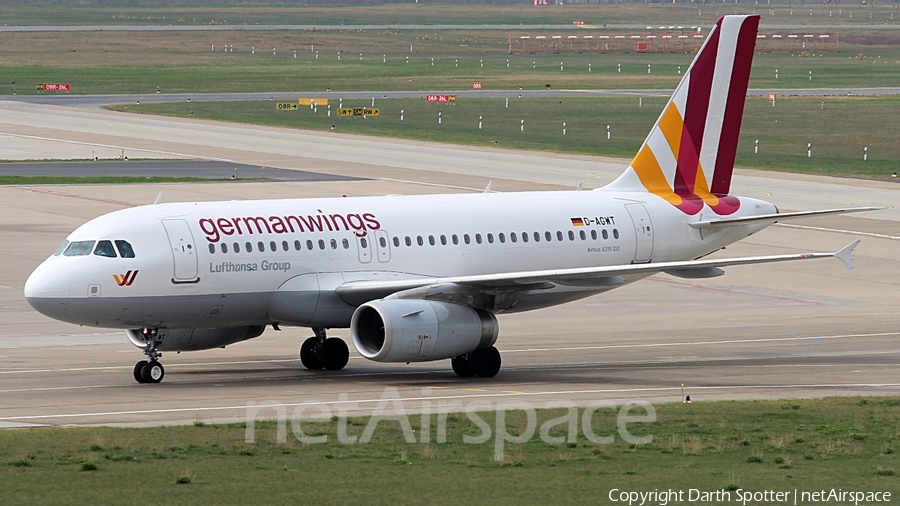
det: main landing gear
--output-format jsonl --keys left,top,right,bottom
{"left": 451, "top": 346, "right": 501, "bottom": 378}
{"left": 133, "top": 328, "right": 165, "bottom": 384}
{"left": 300, "top": 327, "right": 350, "bottom": 371}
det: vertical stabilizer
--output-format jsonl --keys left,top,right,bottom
{"left": 604, "top": 15, "right": 759, "bottom": 216}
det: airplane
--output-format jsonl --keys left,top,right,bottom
{"left": 25, "top": 15, "right": 877, "bottom": 384}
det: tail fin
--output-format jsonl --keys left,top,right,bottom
{"left": 604, "top": 15, "right": 759, "bottom": 216}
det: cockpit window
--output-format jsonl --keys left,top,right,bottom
{"left": 53, "top": 240, "right": 70, "bottom": 256}
{"left": 93, "top": 240, "right": 117, "bottom": 258}
{"left": 115, "top": 240, "right": 135, "bottom": 258}
{"left": 63, "top": 241, "right": 96, "bottom": 257}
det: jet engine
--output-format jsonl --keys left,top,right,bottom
{"left": 126, "top": 325, "right": 266, "bottom": 352}
{"left": 350, "top": 299, "right": 498, "bottom": 363}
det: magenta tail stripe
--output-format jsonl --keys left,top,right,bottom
{"left": 711, "top": 16, "right": 759, "bottom": 196}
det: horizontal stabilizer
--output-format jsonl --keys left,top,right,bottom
{"left": 689, "top": 207, "right": 883, "bottom": 229}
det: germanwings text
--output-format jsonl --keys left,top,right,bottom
{"left": 199, "top": 210, "right": 381, "bottom": 243}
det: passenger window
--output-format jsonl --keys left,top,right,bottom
{"left": 358, "top": 238, "right": 366, "bottom": 249}
{"left": 307, "top": 240, "right": 314, "bottom": 250}
{"left": 94, "top": 240, "right": 117, "bottom": 258}
{"left": 379, "top": 237, "right": 386, "bottom": 248}
{"left": 256, "top": 242, "right": 264, "bottom": 252}
{"left": 282, "top": 241, "right": 289, "bottom": 251}
{"left": 475, "top": 234, "right": 482, "bottom": 244}
{"left": 428, "top": 235, "right": 435, "bottom": 246}
{"left": 318, "top": 239, "right": 326, "bottom": 250}
{"left": 331, "top": 239, "right": 338, "bottom": 250}
{"left": 511, "top": 232, "right": 518, "bottom": 243}
{"left": 544, "top": 231, "right": 551, "bottom": 242}
{"left": 295, "top": 240, "right": 302, "bottom": 251}
{"left": 591, "top": 230, "right": 597, "bottom": 240}
{"left": 440, "top": 235, "right": 447, "bottom": 246}
{"left": 556, "top": 231, "right": 563, "bottom": 241}
{"left": 393, "top": 237, "right": 400, "bottom": 247}
{"left": 405, "top": 236, "right": 412, "bottom": 247}
{"left": 613, "top": 229, "right": 620, "bottom": 239}
{"left": 115, "top": 240, "right": 135, "bottom": 258}
{"left": 464, "top": 234, "right": 471, "bottom": 244}
{"left": 568, "top": 231, "right": 575, "bottom": 241}
{"left": 579, "top": 231, "right": 586, "bottom": 241}
{"left": 522, "top": 232, "right": 529, "bottom": 243}
{"left": 208, "top": 244, "right": 216, "bottom": 254}
{"left": 602, "top": 230, "right": 609, "bottom": 240}
{"left": 270, "top": 241, "right": 278, "bottom": 252}
{"left": 64, "top": 241, "right": 95, "bottom": 257}
{"left": 417, "top": 236, "right": 424, "bottom": 246}
{"left": 246, "top": 242, "right": 253, "bottom": 252}
{"left": 499, "top": 233, "right": 506, "bottom": 243}
{"left": 452, "top": 234, "right": 459, "bottom": 245}
{"left": 487, "top": 233, "right": 494, "bottom": 244}
{"left": 53, "top": 240, "right": 70, "bottom": 256}
{"left": 222, "top": 243, "right": 229, "bottom": 254}
{"left": 234, "top": 242, "right": 241, "bottom": 253}
{"left": 343, "top": 238, "right": 350, "bottom": 249}
{"left": 533, "top": 232, "right": 540, "bottom": 242}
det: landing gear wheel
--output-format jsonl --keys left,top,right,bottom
{"left": 134, "top": 360, "right": 149, "bottom": 383}
{"left": 468, "top": 346, "right": 502, "bottom": 378}
{"left": 318, "top": 338, "right": 350, "bottom": 371}
{"left": 140, "top": 361, "right": 165, "bottom": 383}
{"left": 300, "top": 337, "right": 323, "bottom": 370}
{"left": 451, "top": 355, "right": 475, "bottom": 377}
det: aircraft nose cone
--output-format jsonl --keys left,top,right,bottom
{"left": 24, "top": 261, "right": 70, "bottom": 319}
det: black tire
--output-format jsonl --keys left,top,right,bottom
{"left": 319, "top": 338, "right": 350, "bottom": 371}
{"left": 141, "top": 361, "right": 165, "bottom": 383}
{"left": 133, "top": 360, "right": 148, "bottom": 383}
{"left": 469, "top": 346, "right": 501, "bottom": 378}
{"left": 451, "top": 355, "right": 475, "bottom": 377}
{"left": 300, "top": 337, "right": 323, "bottom": 370}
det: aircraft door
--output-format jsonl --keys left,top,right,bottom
{"left": 374, "top": 230, "right": 391, "bottom": 263}
{"left": 624, "top": 203, "right": 654, "bottom": 263}
{"left": 357, "top": 235, "right": 372, "bottom": 263}
{"left": 161, "top": 219, "right": 200, "bottom": 283}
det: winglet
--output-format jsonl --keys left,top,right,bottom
{"left": 153, "top": 191, "right": 163, "bottom": 205}
{"left": 835, "top": 240, "right": 860, "bottom": 270}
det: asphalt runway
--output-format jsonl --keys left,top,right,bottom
{"left": 9, "top": 88, "right": 900, "bottom": 109}
{"left": 0, "top": 160, "right": 364, "bottom": 182}
{"left": 0, "top": 100, "right": 898, "bottom": 428}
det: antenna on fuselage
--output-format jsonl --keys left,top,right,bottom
{"left": 153, "top": 191, "right": 163, "bottom": 205}
{"left": 483, "top": 181, "right": 493, "bottom": 193}
{"left": 576, "top": 183, "right": 583, "bottom": 191}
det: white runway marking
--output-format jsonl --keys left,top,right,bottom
{"left": 775, "top": 223, "right": 900, "bottom": 240}
{"left": 0, "top": 132, "right": 232, "bottom": 162}
{"left": 2, "top": 383, "right": 899, "bottom": 422}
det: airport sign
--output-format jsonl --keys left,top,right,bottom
{"left": 426, "top": 95, "right": 457, "bottom": 103}
{"left": 337, "top": 107, "right": 380, "bottom": 117}
{"left": 276, "top": 102, "right": 299, "bottom": 110}
{"left": 472, "top": 82, "right": 483, "bottom": 90}
{"left": 37, "top": 83, "right": 70, "bottom": 91}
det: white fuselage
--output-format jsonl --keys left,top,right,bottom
{"left": 24, "top": 189, "right": 776, "bottom": 330}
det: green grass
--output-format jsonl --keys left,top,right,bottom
{"left": 118, "top": 94, "right": 900, "bottom": 179}
{"left": 1, "top": 397, "right": 897, "bottom": 505}
{"left": 0, "top": 176, "right": 249, "bottom": 185}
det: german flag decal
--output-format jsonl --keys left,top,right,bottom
{"left": 570, "top": 218, "right": 585, "bottom": 227}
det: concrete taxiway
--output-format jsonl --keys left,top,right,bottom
{"left": 0, "top": 100, "right": 897, "bottom": 427}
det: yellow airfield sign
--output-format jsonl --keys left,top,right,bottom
{"left": 276, "top": 102, "right": 299, "bottom": 110}
{"left": 299, "top": 98, "right": 329, "bottom": 106}
{"left": 337, "top": 107, "right": 380, "bottom": 117}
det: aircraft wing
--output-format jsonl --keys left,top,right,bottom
{"left": 689, "top": 207, "right": 882, "bottom": 229}
{"left": 335, "top": 240, "right": 860, "bottom": 306}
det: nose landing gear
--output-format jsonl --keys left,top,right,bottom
{"left": 131, "top": 327, "right": 165, "bottom": 384}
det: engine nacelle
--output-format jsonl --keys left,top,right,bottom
{"left": 351, "top": 299, "right": 498, "bottom": 363}
{"left": 127, "top": 326, "right": 266, "bottom": 352}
